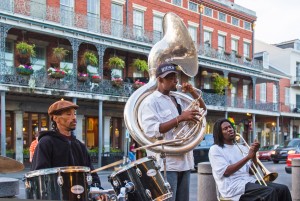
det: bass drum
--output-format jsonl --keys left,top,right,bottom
{"left": 109, "top": 157, "right": 172, "bottom": 201}
{"left": 24, "top": 166, "right": 91, "bottom": 200}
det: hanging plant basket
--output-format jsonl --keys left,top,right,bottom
{"left": 48, "top": 67, "right": 68, "bottom": 79}
{"left": 108, "top": 56, "right": 125, "bottom": 69}
{"left": 16, "top": 41, "right": 36, "bottom": 58}
{"left": 16, "top": 65, "right": 34, "bottom": 76}
{"left": 77, "top": 73, "right": 89, "bottom": 82}
{"left": 52, "top": 47, "right": 69, "bottom": 61}
{"left": 132, "top": 59, "right": 148, "bottom": 72}
{"left": 83, "top": 51, "right": 98, "bottom": 66}
{"left": 91, "top": 75, "right": 101, "bottom": 83}
{"left": 201, "top": 70, "right": 208, "bottom": 77}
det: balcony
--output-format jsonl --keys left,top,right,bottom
{"left": 0, "top": 0, "right": 263, "bottom": 70}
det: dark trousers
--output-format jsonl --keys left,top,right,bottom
{"left": 239, "top": 182, "right": 292, "bottom": 201}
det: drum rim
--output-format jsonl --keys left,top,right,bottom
{"left": 110, "top": 157, "right": 152, "bottom": 177}
{"left": 24, "top": 166, "right": 90, "bottom": 178}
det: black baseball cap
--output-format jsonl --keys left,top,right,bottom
{"left": 156, "top": 63, "right": 179, "bottom": 78}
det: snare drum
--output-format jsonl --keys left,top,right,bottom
{"left": 24, "top": 166, "right": 91, "bottom": 200}
{"left": 109, "top": 157, "right": 172, "bottom": 201}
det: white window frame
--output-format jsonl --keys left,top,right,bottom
{"left": 153, "top": 13, "right": 163, "bottom": 43}
{"left": 243, "top": 42, "right": 250, "bottom": 58}
{"left": 244, "top": 21, "right": 251, "bottom": 30}
{"left": 60, "top": 0, "right": 74, "bottom": 26}
{"left": 218, "top": 34, "right": 226, "bottom": 52}
{"left": 219, "top": 12, "right": 226, "bottom": 22}
{"left": 285, "top": 87, "right": 290, "bottom": 105}
{"left": 231, "top": 17, "right": 239, "bottom": 26}
{"left": 231, "top": 39, "right": 238, "bottom": 54}
{"left": 133, "top": 9, "right": 144, "bottom": 39}
{"left": 173, "top": 0, "right": 182, "bottom": 6}
{"left": 204, "top": 7, "right": 212, "bottom": 17}
{"left": 111, "top": 3, "right": 123, "bottom": 37}
{"left": 87, "top": 0, "right": 100, "bottom": 32}
{"left": 5, "top": 40, "right": 14, "bottom": 69}
{"left": 260, "top": 83, "right": 266, "bottom": 103}
{"left": 204, "top": 30, "right": 212, "bottom": 48}
{"left": 189, "top": 1, "right": 198, "bottom": 12}
{"left": 273, "top": 84, "right": 277, "bottom": 103}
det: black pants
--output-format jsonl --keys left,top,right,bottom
{"left": 239, "top": 182, "right": 292, "bottom": 201}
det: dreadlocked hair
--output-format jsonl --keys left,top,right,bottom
{"left": 213, "top": 118, "right": 235, "bottom": 148}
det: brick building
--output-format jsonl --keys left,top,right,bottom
{"left": 0, "top": 0, "right": 288, "bottom": 164}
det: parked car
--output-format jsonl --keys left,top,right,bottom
{"left": 193, "top": 134, "right": 214, "bottom": 169}
{"left": 285, "top": 146, "right": 300, "bottom": 174}
{"left": 257, "top": 145, "right": 279, "bottom": 161}
{"left": 271, "top": 138, "right": 300, "bottom": 164}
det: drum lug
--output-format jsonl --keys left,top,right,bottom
{"left": 57, "top": 175, "right": 64, "bottom": 187}
{"left": 164, "top": 182, "right": 171, "bottom": 190}
{"left": 25, "top": 180, "right": 31, "bottom": 189}
{"left": 136, "top": 168, "right": 142, "bottom": 177}
{"left": 86, "top": 174, "right": 92, "bottom": 185}
{"left": 145, "top": 189, "right": 152, "bottom": 199}
{"left": 112, "top": 179, "right": 120, "bottom": 187}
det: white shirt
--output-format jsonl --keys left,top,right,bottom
{"left": 209, "top": 144, "right": 256, "bottom": 200}
{"left": 139, "top": 90, "right": 194, "bottom": 171}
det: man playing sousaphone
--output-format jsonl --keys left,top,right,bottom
{"left": 140, "top": 63, "right": 206, "bottom": 201}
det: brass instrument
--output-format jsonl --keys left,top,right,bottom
{"left": 235, "top": 133, "right": 278, "bottom": 186}
{"left": 124, "top": 12, "right": 207, "bottom": 154}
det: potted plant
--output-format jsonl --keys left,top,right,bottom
{"left": 53, "top": 47, "right": 69, "bottom": 61}
{"left": 16, "top": 64, "right": 34, "bottom": 75}
{"left": 132, "top": 79, "right": 145, "bottom": 90}
{"left": 16, "top": 41, "right": 36, "bottom": 58}
{"left": 91, "top": 74, "right": 101, "bottom": 83}
{"left": 111, "top": 77, "right": 123, "bottom": 88}
{"left": 212, "top": 75, "right": 232, "bottom": 95}
{"left": 201, "top": 70, "right": 208, "bottom": 77}
{"left": 47, "top": 67, "right": 69, "bottom": 79}
{"left": 77, "top": 72, "right": 89, "bottom": 82}
{"left": 108, "top": 56, "right": 125, "bottom": 69}
{"left": 132, "top": 59, "right": 148, "bottom": 72}
{"left": 83, "top": 51, "right": 98, "bottom": 66}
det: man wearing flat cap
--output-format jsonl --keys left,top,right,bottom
{"left": 31, "top": 99, "right": 103, "bottom": 191}
{"left": 140, "top": 63, "right": 206, "bottom": 201}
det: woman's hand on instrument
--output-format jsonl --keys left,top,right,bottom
{"left": 181, "top": 82, "right": 195, "bottom": 93}
{"left": 179, "top": 109, "right": 201, "bottom": 123}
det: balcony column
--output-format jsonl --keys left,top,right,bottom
{"left": 14, "top": 111, "right": 24, "bottom": 163}
{"left": 103, "top": 116, "right": 111, "bottom": 152}
{"left": 223, "top": 70, "right": 229, "bottom": 107}
{"left": 98, "top": 100, "right": 103, "bottom": 167}
{"left": 1, "top": 91, "right": 6, "bottom": 156}
{"left": 252, "top": 114, "right": 256, "bottom": 143}
{"left": 251, "top": 76, "right": 257, "bottom": 109}
{"left": 75, "top": 115, "right": 84, "bottom": 142}
{"left": 67, "top": 37, "right": 82, "bottom": 88}
{"left": 0, "top": 23, "right": 12, "bottom": 75}
{"left": 276, "top": 116, "right": 280, "bottom": 144}
{"left": 96, "top": 44, "right": 107, "bottom": 78}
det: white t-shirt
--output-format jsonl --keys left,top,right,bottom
{"left": 139, "top": 90, "right": 194, "bottom": 171}
{"left": 209, "top": 144, "right": 256, "bottom": 200}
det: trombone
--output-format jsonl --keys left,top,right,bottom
{"left": 235, "top": 133, "right": 278, "bottom": 186}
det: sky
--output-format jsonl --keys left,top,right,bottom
{"left": 234, "top": 0, "right": 300, "bottom": 44}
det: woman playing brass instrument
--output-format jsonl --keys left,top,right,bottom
{"left": 209, "top": 118, "right": 291, "bottom": 201}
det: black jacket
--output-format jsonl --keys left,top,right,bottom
{"left": 31, "top": 130, "right": 100, "bottom": 186}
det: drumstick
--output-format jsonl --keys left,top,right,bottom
{"left": 91, "top": 159, "right": 124, "bottom": 173}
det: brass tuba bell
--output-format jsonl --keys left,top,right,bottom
{"left": 124, "top": 12, "right": 207, "bottom": 154}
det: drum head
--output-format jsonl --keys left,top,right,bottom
{"left": 25, "top": 166, "right": 90, "bottom": 178}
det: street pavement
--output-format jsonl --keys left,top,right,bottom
{"left": 0, "top": 161, "right": 292, "bottom": 200}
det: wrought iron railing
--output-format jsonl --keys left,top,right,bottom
{"left": 0, "top": 0, "right": 263, "bottom": 69}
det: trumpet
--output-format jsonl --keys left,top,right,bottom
{"left": 235, "top": 133, "right": 278, "bottom": 186}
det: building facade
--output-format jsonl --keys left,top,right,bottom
{"left": 0, "top": 0, "right": 285, "bottom": 164}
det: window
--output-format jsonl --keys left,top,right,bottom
{"left": 218, "top": 35, "right": 225, "bottom": 52}
{"left": 285, "top": 88, "right": 290, "bottom": 105}
{"left": 204, "top": 7, "right": 212, "bottom": 17}
{"left": 60, "top": 0, "right": 74, "bottom": 26}
{"left": 260, "top": 83, "right": 266, "bottom": 103}
{"left": 244, "top": 21, "right": 251, "bottom": 30}
{"left": 33, "top": 46, "right": 46, "bottom": 71}
{"left": 243, "top": 42, "right": 250, "bottom": 58}
{"left": 153, "top": 15, "right": 163, "bottom": 43}
{"left": 30, "top": 0, "right": 46, "bottom": 19}
{"left": 0, "top": 0, "right": 13, "bottom": 12}
{"left": 243, "top": 83, "right": 249, "bottom": 104}
{"left": 296, "top": 62, "right": 300, "bottom": 79}
{"left": 111, "top": 3, "right": 123, "bottom": 37}
{"left": 273, "top": 84, "right": 277, "bottom": 103}
{"left": 232, "top": 17, "right": 239, "bottom": 26}
{"left": 203, "top": 77, "right": 211, "bottom": 89}
{"left": 60, "top": 50, "right": 73, "bottom": 72}
{"left": 296, "top": 95, "right": 300, "bottom": 108}
{"left": 5, "top": 41, "right": 14, "bottom": 68}
{"left": 231, "top": 39, "right": 238, "bottom": 54}
{"left": 188, "top": 26, "right": 197, "bottom": 43}
{"left": 173, "top": 0, "right": 181, "bottom": 6}
{"left": 231, "top": 82, "right": 237, "bottom": 107}
{"left": 219, "top": 12, "right": 226, "bottom": 22}
{"left": 87, "top": 0, "right": 100, "bottom": 32}
{"left": 189, "top": 2, "right": 197, "bottom": 12}
{"left": 204, "top": 31, "right": 212, "bottom": 47}
{"left": 133, "top": 10, "right": 144, "bottom": 40}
